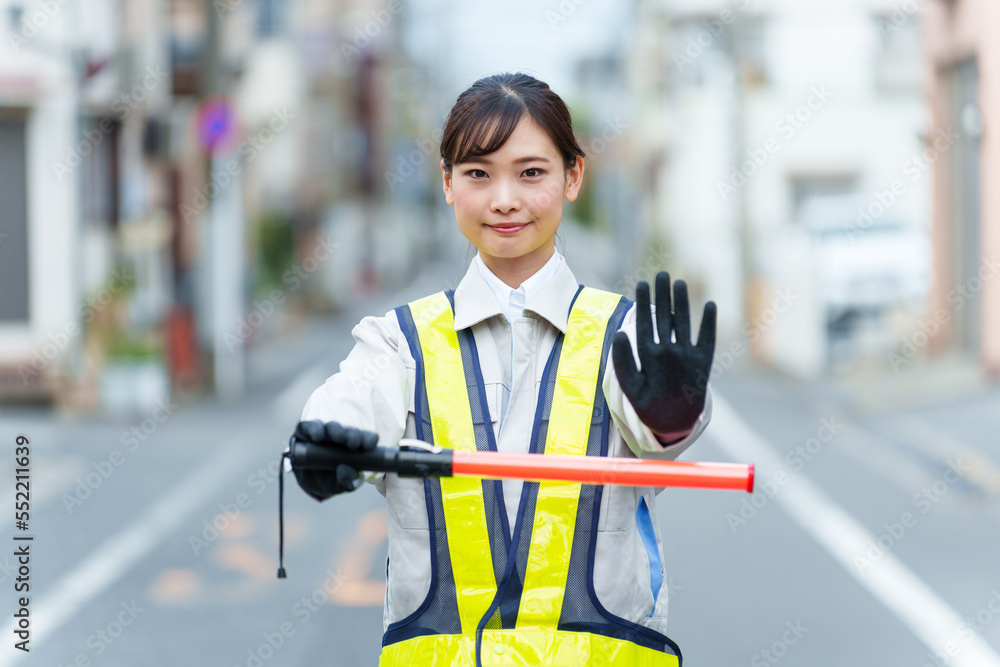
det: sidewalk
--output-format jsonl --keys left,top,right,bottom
{"left": 830, "top": 352, "right": 995, "bottom": 415}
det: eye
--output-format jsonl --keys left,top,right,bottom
{"left": 465, "top": 169, "right": 487, "bottom": 179}
{"left": 523, "top": 168, "right": 545, "bottom": 178}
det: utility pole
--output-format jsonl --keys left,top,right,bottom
{"left": 201, "top": 0, "right": 246, "bottom": 397}
{"left": 731, "top": 16, "right": 753, "bottom": 340}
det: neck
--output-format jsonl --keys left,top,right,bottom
{"left": 479, "top": 245, "right": 556, "bottom": 289}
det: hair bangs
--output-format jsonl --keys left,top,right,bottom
{"left": 450, "top": 93, "right": 525, "bottom": 166}
{"left": 440, "top": 72, "right": 584, "bottom": 173}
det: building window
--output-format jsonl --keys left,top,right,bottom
{"left": 668, "top": 14, "right": 732, "bottom": 86}
{"left": 667, "top": 13, "right": 768, "bottom": 88}
{"left": 733, "top": 14, "right": 768, "bottom": 88}
{"left": 81, "top": 117, "right": 119, "bottom": 230}
{"left": 873, "top": 12, "right": 922, "bottom": 94}
{"left": 789, "top": 175, "right": 858, "bottom": 221}
{"left": 0, "top": 115, "right": 30, "bottom": 322}
{"left": 256, "top": 0, "right": 284, "bottom": 38}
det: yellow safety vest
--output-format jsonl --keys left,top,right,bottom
{"left": 382, "top": 287, "right": 681, "bottom": 666}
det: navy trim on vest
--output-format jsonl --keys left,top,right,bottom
{"left": 450, "top": 287, "right": 511, "bottom": 579}
{"left": 472, "top": 331, "right": 564, "bottom": 662}
{"left": 566, "top": 296, "right": 683, "bottom": 661}
{"left": 384, "top": 291, "right": 683, "bottom": 664}
{"left": 383, "top": 302, "right": 461, "bottom": 645}
{"left": 457, "top": 332, "right": 510, "bottom": 589}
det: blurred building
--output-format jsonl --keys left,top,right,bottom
{"left": 922, "top": 0, "right": 1000, "bottom": 376}
{"left": 0, "top": 0, "right": 152, "bottom": 407}
{"left": 631, "top": 0, "right": 930, "bottom": 377}
{"left": 0, "top": 0, "right": 429, "bottom": 412}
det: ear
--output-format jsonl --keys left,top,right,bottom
{"left": 441, "top": 159, "right": 454, "bottom": 205}
{"left": 563, "top": 155, "right": 585, "bottom": 202}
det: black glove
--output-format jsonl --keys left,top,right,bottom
{"left": 612, "top": 272, "right": 717, "bottom": 442}
{"left": 291, "top": 420, "right": 378, "bottom": 501}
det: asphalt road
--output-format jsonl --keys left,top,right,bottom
{"left": 2, "top": 254, "right": 999, "bottom": 667}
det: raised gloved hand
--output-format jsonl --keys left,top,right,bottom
{"left": 612, "top": 272, "right": 717, "bottom": 443}
{"left": 291, "top": 420, "right": 378, "bottom": 501}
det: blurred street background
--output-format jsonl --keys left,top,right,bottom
{"left": 1, "top": 0, "right": 999, "bottom": 665}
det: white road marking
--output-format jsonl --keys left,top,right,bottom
{"left": 0, "top": 435, "right": 262, "bottom": 666}
{"left": 0, "top": 272, "right": 428, "bottom": 664}
{"left": 709, "top": 393, "right": 1000, "bottom": 667}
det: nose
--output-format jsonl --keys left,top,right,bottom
{"left": 490, "top": 179, "right": 521, "bottom": 215}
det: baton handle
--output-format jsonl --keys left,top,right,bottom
{"left": 288, "top": 438, "right": 453, "bottom": 478}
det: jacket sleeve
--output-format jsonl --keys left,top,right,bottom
{"left": 601, "top": 301, "right": 712, "bottom": 460}
{"left": 297, "top": 309, "right": 413, "bottom": 481}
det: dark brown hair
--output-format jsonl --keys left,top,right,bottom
{"left": 440, "top": 72, "right": 585, "bottom": 174}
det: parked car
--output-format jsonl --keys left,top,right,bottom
{"left": 795, "top": 194, "right": 931, "bottom": 323}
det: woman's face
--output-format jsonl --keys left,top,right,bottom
{"left": 442, "top": 116, "right": 584, "bottom": 271}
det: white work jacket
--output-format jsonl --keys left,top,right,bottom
{"left": 300, "top": 253, "right": 712, "bottom": 636}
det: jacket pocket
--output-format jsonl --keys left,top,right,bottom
{"left": 385, "top": 475, "right": 429, "bottom": 530}
{"left": 598, "top": 483, "right": 634, "bottom": 532}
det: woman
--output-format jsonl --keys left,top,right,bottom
{"left": 293, "top": 72, "right": 716, "bottom": 666}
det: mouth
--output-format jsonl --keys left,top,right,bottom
{"left": 488, "top": 221, "right": 530, "bottom": 234}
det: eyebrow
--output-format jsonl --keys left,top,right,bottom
{"left": 463, "top": 155, "right": 552, "bottom": 165}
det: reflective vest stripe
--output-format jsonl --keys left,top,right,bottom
{"left": 516, "top": 288, "right": 624, "bottom": 627}
{"left": 379, "top": 630, "right": 679, "bottom": 666}
{"left": 381, "top": 288, "right": 681, "bottom": 666}
{"left": 408, "top": 292, "right": 497, "bottom": 635}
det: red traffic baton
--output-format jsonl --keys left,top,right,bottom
{"left": 279, "top": 437, "right": 754, "bottom": 578}
{"left": 287, "top": 437, "right": 754, "bottom": 492}
{"left": 451, "top": 449, "right": 754, "bottom": 492}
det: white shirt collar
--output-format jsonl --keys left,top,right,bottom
{"left": 474, "top": 250, "right": 564, "bottom": 323}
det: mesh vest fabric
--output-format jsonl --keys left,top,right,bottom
{"left": 381, "top": 287, "right": 682, "bottom": 667}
